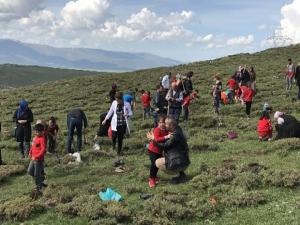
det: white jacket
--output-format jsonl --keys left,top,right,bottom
{"left": 105, "top": 100, "right": 133, "bottom": 131}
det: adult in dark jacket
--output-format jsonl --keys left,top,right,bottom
{"left": 182, "top": 71, "right": 194, "bottom": 96}
{"left": 241, "top": 68, "right": 250, "bottom": 86}
{"left": 67, "top": 108, "right": 88, "bottom": 153}
{"left": 147, "top": 116, "right": 190, "bottom": 184}
{"left": 153, "top": 85, "right": 168, "bottom": 127}
{"left": 274, "top": 111, "right": 300, "bottom": 140}
{"left": 13, "top": 99, "right": 33, "bottom": 158}
{"left": 295, "top": 62, "right": 300, "bottom": 100}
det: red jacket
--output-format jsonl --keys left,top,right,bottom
{"left": 141, "top": 93, "right": 151, "bottom": 108}
{"left": 148, "top": 127, "right": 168, "bottom": 154}
{"left": 257, "top": 117, "right": 272, "bottom": 137}
{"left": 29, "top": 136, "right": 46, "bottom": 161}
{"left": 241, "top": 86, "right": 255, "bottom": 102}
{"left": 227, "top": 79, "right": 236, "bottom": 90}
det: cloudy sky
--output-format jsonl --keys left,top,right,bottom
{"left": 0, "top": 0, "right": 299, "bottom": 62}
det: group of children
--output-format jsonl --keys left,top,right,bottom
{"left": 212, "top": 66, "right": 257, "bottom": 118}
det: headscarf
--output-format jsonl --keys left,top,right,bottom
{"left": 16, "top": 99, "right": 28, "bottom": 119}
{"left": 274, "top": 111, "right": 284, "bottom": 120}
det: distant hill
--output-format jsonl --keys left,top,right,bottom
{"left": 0, "top": 64, "right": 100, "bottom": 88}
{"left": 0, "top": 39, "right": 181, "bottom": 71}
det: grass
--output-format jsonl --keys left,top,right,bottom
{"left": 1, "top": 44, "right": 300, "bottom": 224}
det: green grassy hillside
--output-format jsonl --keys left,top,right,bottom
{"left": 1, "top": 44, "right": 300, "bottom": 225}
{"left": 0, "top": 64, "right": 102, "bottom": 88}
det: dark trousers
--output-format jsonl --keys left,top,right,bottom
{"left": 19, "top": 142, "right": 30, "bottom": 157}
{"left": 143, "top": 107, "right": 151, "bottom": 119}
{"left": 67, "top": 117, "right": 83, "bottom": 153}
{"left": 28, "top": 160, "right": 45, "bottom": 189}
{"left": 112, "top": 125, "right": 127, "bottom": 155}
{"left": 48, "top": 135, "right": 56, "bottom": 153}
{"left": 183, "top": 106, "right": 189, "bottom": 121}
{"left": 149, "top": 152, "right": 162, "bottom": 178}
{"left": 169, "top": 107, "right": 181, "bottom": 123}
{"left": 245, "top": 101, "right": 252, "bottom": 116}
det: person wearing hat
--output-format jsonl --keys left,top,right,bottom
{"left": 28, "top": 123, "right": 47, "bottom": 190}
{"left": 13, "top": 99, "right": 34, "bottom": 158}
{"left": 295, "top": 61, "right": 300, "bottom": 100}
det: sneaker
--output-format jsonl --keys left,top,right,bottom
{"left": 155, "top": 177, "right": 160, "bottom": 184}
{"left": 149, "top": 178, "right": 155, "bottom": 188}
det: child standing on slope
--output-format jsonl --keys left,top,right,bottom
{"left": 240, "top": 83, "right": 256, "bottom": 117}
{"left": 147, "top": 116, "right": 169, "bottom": 188}
{"left": 141, "top": 90, "right": 152, "bottom": 120}
{"left": 28, "top": 124, "right": 47, "bottom": 190}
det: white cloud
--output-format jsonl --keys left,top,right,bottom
{"left": 93, "top": 7, "right": 193, "bottom": 41}
{"left": 195, "top": 34, "right": 214, "bottom": 44}
{"left": 280, "top": 0, "right": 300, "bottom": 43}
{"left": 60, "top": 0, "right": 110, "bottom": 29}
{"left": 0, "top": 0, "right": 43, "bottom": 21}
{"left": 226, "top": 34, "right": 254, "bottom": 46}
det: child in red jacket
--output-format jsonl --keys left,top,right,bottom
{"left": 257, "top": 111, "right": 272, "bottom": 141}
{"left": 147, "top": 116, "right": 169, "bottom": 188}
{"left": 28, "top": 124, "right": 47, "bottom": 190}
{"left": 182, "top": 90, "right": 199, "bottom": 121}
{"left": 141, "top": 91, "right": 152, "bottom": 120}
{"left": 240, "top": 83, "right": 255, "bottom": 117}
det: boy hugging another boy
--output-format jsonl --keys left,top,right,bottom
{"left": 28, "top": 123, "right": 47, "bottom": 190}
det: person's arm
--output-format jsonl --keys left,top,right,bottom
{"left": 153, "top": 132, "right": 176, "bottom": 150}
{"left": 153, "top": 129, "right": 168, "bottom": 142}
{"left": 13, "top": 110, "right": 17, "bottom": 122}
{"left": 125, "top": 102, "right": 133, "bottom": 118}
{"left": 165, "top": 90, "right": 171, "bottom": 101}
{"left": 81, "top": 111, "right": 88, "bottom": 128}
{"left": 103, "top": 103, "right": 115, "bottom": 124}
{"left": 28, "top": 109, "right": 33, "bottom": 123}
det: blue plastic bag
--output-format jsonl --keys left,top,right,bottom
{"left": 99, "top": 188, "right": 123, "bottom": 202}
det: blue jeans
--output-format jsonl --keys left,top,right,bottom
{"left": 286, "top": 76, "right": 293, "bottom": 91}
{"left": 67, "top": 117, "right": 83, "bottom": 153}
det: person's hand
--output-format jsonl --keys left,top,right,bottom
{"left": 147, "top": 131, "right": 154, "bottom": 141}
{"left": 102, "top": 120, "right": 106, "bottom": 125}
{"left": 155, "top": 108, "right": 159, "bottom": 112}
{"left": 18, "top": 120, "right": 27, "bottom": 124}
{"left": 165, "top": 134, "right": 171, "bottom": 139}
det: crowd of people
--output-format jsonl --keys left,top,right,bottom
{"left": 2, "top": 58, "right": 300, "bottom": 191}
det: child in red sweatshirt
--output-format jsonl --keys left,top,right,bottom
{"left": 141, "top": 91, "right": 152, "bottom": 120}
{"left": 257, "top": 111, "right": 272, "bottom": 141}
{"left": 147, "top": 116, "right": 169, "bottom": 188}
{"left": 240, "top": 83, "right": 255, "bottom": 117}
{"left": 28, "top": 123, "right": 47, "bottom": 190}
{"left": 182, "top": 90, "right": 198, "bottom": 121}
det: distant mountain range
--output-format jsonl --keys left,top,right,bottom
{"left": 0, "top": 39, "right": 181, "bottom": 71}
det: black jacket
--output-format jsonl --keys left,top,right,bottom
{"left": 154, "top": 126, "right": 190, "bottom": 170}
{"left": 275, "top": 114, "right": 300, "bottom": 139}
{"left": 13, "top": 108, "right": 33, "bottom": 142}
{"left": 183, "top": 79, "right": 193, "bottom": 96}
{"left": 153, "top": 92, "right": 168, "bottom": 114}
{"left": 67, "top": 109, "right": 88, "bottom": 127}
{"left": 295, "top": 66, "right": 300, "bottom": 86}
